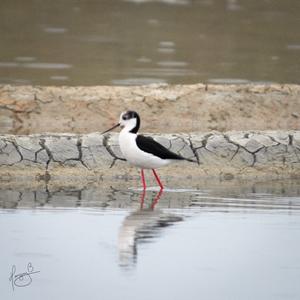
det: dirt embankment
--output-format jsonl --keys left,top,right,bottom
{"left": 0, "top": 83, "right": 299, "bottom": 135}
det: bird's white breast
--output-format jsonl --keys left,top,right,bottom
{"left": 118, "top": 131, "right": 171, "bottom": 169}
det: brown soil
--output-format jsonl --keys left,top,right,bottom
{"left": 0, "top": 83, "right": 299, "bottom": 135}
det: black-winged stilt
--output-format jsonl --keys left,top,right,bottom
{"left": 101, "top": 110, "right": 196, "bottom": 190}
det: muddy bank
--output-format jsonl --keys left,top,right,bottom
{"left": 1, "top": 83, "right": 299, "bottom": 187}
{"left": 1, "top": 131, "right": 299, "bottom": 188}
{"left": 1, "top": 83, "right": 299, "bottom": 134}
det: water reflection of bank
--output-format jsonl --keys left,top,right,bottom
{"left": 1, "top": 179, "right": 300, "bottom": 211}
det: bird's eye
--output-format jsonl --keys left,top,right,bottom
{"left": 122, "top": 113, "right": 129, "bottom": 120}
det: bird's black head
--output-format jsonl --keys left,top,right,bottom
{"left": 101, "top": 110, "right": 141, "bottom": 135}
{"left": 119, "top": 110, "right": 140, "bottom": 133}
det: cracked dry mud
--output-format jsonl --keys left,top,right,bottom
{"left": 1, "top": 131, "right": 300, "bottom": 186}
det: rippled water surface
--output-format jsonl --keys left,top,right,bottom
{"left": 1, "top": 180, "right": 300, "bottom": 299}
{"left": 1, "top": 0, "right": 300, "bottom": 85}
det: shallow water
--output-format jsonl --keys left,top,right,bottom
{"left": 1, "top": 0, "right": 300, "bottom": 85}
{"left": 1, "top": 180, "right": 300, "bottom": 299}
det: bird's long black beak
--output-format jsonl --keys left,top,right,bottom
{"left": 101, "top": 123, "right": 120, "bottom": 134}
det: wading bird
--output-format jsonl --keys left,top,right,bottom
{"left": 102, "top": 110, "right": 196, "bottom": 190}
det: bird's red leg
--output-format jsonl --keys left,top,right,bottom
{"left": 141, "top": 169, "right": 147, "bottom": 190}
{"left": 152, "top": 169, "right": 164, "bottom": 190}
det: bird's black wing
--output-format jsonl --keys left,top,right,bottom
{"left": 136, "top": 135, "right": 184, "bottom": 160}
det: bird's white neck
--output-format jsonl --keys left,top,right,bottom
{"left": 121, "top": 118, "right": 138, "bottom": 134}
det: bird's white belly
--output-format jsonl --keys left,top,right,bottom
{"left": 119, "top": 132, "right": 171, "bottom": 169}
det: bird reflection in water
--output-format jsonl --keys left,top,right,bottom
{"left": 118, "top": 189, "right": 183, "bottom": 269}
